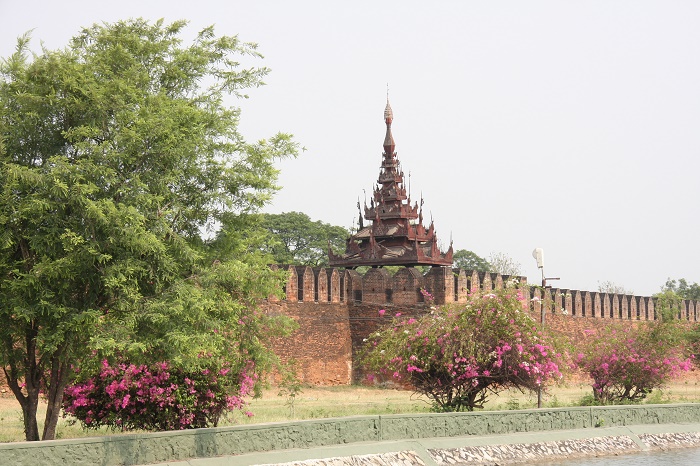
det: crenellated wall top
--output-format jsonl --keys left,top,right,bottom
{"left": 273, "top": 265, "right": 699, "bottom": 322}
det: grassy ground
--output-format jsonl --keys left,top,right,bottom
{"left": 3, "top": 376, "right": 700, "bottom": 443}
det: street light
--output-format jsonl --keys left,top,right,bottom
{"left": 531, "top": 248, "right": 560, "bottom": 324}
{"left": 532, "top": 248, "right": 559, "bottom": 408}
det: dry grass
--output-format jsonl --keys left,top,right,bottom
{"left": 3, "top": 374, "right": 700, "bottom": 443}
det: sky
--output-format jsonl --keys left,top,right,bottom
{"left": 1, "top": 1, "right": 699, "bottom": 296}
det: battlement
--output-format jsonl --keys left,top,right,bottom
{"left": 273, "top": 265, "right": 700, "bottom": 322}
{"left": 263, "top": 265, "right": 700, "bottom": 384}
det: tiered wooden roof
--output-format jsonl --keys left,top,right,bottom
{"left": 329, "top": 100, "right": 453, "bottom": 268}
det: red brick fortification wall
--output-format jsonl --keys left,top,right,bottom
{"left": 538, "top": 312, "right": 627, "bottom": 341}
{"left": 264, "top": 301, "right": 352, "bottom": 385}
{"left": 541, "top": 310, "right": 696, "bottom": 342}
{"left": 264, "top": 265, "right": 700, "bottom": 387}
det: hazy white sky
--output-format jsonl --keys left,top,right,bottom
{"left": 2, "top": 1, "right": 699, "bottom": 296}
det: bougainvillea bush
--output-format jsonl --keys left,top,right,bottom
{"left": 574, "top": 322, "right": 691, "bottom": 405}
{"left": 362, "top": 283, "right": 564, "bottom": 412}
{"left": 63, "top": 359, "right": 256, "bottom": 430}
{"left": 60, "top": 259, "right": 297, "bottom": 433}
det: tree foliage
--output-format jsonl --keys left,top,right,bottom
{"left": 597, "top": 281, "right": 633, "bottom": 295}
{"left": 487, "top": 252, "right": 522, "bottom": 276}
{"left": 361, "top": 284, "right": 563, "bottom": 412}
{"left": 256, "top": 211, "right": 349, "bottom": 266}
{"left": 452, "top": 249, "right": 490, "bottom": 272}
{"left": 662, "top": 278, "right": 700, "bottom": 301}
{"left": 0, "top": 19, "right": 298, "bottom": 440}
{"left": 657, "top": 282, "right": 700, "bottom": 365}
{"left": 574, "top": 321, "right": 690, "bottom": 404}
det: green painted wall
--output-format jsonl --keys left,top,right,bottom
{"left": 2, "top": 404, "right": 700, "bottom": 466}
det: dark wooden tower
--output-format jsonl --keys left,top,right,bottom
{"left": 329, "top": 100, "right": 453, "bottom": 268}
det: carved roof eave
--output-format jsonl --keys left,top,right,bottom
{"left": 365, "top": 206, "right": 419, "bottom": 221}
{"left": 329, "top": 240, "right": 453, "bottom": 268}
{"left": 329, "top": 254, "right": 453, "bottom": 268}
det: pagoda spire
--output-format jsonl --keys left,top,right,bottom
{"left": 383, "top": 98, "right": 395, "bottom": 155}
{"left": 328, "top": 98, "right": 454, "bottom": 268}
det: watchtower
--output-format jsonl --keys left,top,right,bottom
{"left": 329, "top": 100, "right": 453, "bottom": 268}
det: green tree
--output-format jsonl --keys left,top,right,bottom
{"left": 257, "top": 211, "right": 348, "bottom": 266}
{"left": 0, "top": 19, "right": 298, "bottom": 441}
{"left": 662, "top": 278, "right": 700, "bottom": 301}
{"left": 452, "top": 249, "right": 490, "bottom": 272}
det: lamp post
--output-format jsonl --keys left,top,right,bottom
{"left": 531, "top": 248, "right": 560, "bottom": 408}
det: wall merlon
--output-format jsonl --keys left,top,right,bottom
{"left": 274, "top": 265, "right": 700, "bottom": 323}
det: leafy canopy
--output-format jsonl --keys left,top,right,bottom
{"left": 575, "top": 321, "right": 690, "bottom": 404}
{"left": 256, "top": 211, "right": 349, "bottom": 266}
{"left": 362, "top": 283, "right": 564, "bottom": 412}
{"left": 452, "top": 249, "right": 490, "bottom": 272}
{"left": 662, "top": 278, "right": 700, "bottom": 301}
{"left": 0, "top": 19, "right": 297, "bottom": 440}
{"left": 487, "top": 252, "right": 522, "bottom": 276}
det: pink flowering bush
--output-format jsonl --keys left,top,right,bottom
{"left": 575, "top": 322, "right": 691, "bottom": 404}
{"left": 63, "top": 359, "right": 257, "bottom": 431}
{"left": 362, "top": 285, "right": 564, "bottom": 411}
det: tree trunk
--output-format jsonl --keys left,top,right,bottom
{"left": 3, "top": 328, "right": 42, "bottom": 441}
{"left": 42, "top": 352, "right": 69, "bottom": 440}
{"left": 25, "top": 325, "right": 44, "bottom": 441}
{"left": 4, "top": 323, "right": 75, "bottom": 441}
{"left": 4, "top": 371, "right": 40, "bottom": 441}
{"left": 21, "top": 393, "right": 41, "bottom": 441}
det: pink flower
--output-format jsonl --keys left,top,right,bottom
{"left": 378, "top": 309, "right": 386, "bottom": 316}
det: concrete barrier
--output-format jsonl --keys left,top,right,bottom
{"left": 2, "top": 404, "right": 700, "bottom": 466}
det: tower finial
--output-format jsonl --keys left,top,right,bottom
{"left": 384, "top": 98, "right": 393, "bottom": 124}
{"left": 383, "top": 90, "right": 395, "bottom": 152}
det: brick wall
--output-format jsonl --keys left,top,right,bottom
{"left": 263, "top": 301, "right": 352, "bottom": 385}
{"left": 270, "top": 265, "right": 700, "bottom": 386}
{"left": 279, "top": 265, "right": 699, "bottom": 324}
